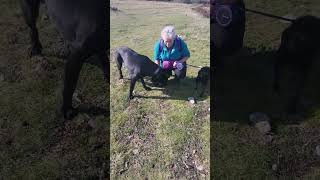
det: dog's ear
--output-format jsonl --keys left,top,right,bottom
{"left": 154, "top": 67, "right": 161, "bottom": 76}
{"left": 151, "top": 69, "right": 168, "bottom": 87}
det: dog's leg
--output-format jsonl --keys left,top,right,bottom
{"left": 199, "top": 81, "right": 206, "bottom": 97}
{"left": 61, "top": 49, "right": 85, "bottom": 119}
{"left": 98, "top": 51, "right": 109, "bottom": 82}
{"left": 287, "top": 65, "right": 309, "bottom": 114}
{"left": 273, "top": 60, "right": 283, "bottom": 93}
{"left": 194, "top": 78, "right": 200, "bottom": 96}
{"left": 274, "top": 28, "right": 290, "bottom": 93}
{"left": 195, "top": 78, "right": 199, "bottom": 90}
{"left": 128, "top": 76, "right": 139, "bottom": 100}
{"left": 140, "top": 77, "right": 151, "bottom": 91}
{"left": 115, "top": 51, "right": 123, "bottom": 79}
{"left": 20, "top": 0, "right": 42, "bottom": 57}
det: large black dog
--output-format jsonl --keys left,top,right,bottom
{"left": 20, "top": 0, "right": 108, "bottom": 119}
{"left": 274, "top": 15, "right": 320, "bottom": 114}
{"left": 115, "top": 46, "right": 167, "bottom": 100}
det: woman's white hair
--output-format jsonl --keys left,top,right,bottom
{"left": 161, "top": 25, "right": 176, "bottom": 40}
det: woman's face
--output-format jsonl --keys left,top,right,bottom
{"left": 163, "top": 37, "right": 174, "bottom": 48}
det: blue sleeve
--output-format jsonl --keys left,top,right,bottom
{"left": 154, "top": 40, "right": 161, "bottom": 61}
{"left": 181, "top": 39, "right": 190, "bottom": 58}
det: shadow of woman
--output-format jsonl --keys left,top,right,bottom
{"left": 213, "top": 48, "right": 281, "bottom": 124}
{"left": 140, "top": 76, "right": 210, "bottom": 101}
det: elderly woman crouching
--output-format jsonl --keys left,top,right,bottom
{"left": 154, "top": 25, "right": 191, "bottom": 83}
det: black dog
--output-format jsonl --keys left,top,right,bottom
{"left": 195, "top": 66, "right": 210, "bottom": 97}
{"left": 115, "top": 46, "right": 167, "bottom": 100}
{"left": 20, "top": 0, "right": 108, "bottom": 119}
{"left": 273, "top": 15, "right": 320, "bottom": 113}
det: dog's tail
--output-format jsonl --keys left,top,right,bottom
{"left": 114, "top": 49, "right": 123, "bottom": 66}
{"left": 114, "top": 49, "right": 124, "bottom": 79}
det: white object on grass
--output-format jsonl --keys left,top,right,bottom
{"left": 188, "top": 97, "right": 195, "bottom": 104}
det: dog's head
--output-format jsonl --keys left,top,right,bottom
{"left": 200, "top": 66, "right": 211, "bottom": 72}
{"left": 151, "top": 68, "right": 169, "bottom": 87}
{"left": 279, "top": 16, "right": 320, "bottom": 58}
{"left": 198, "top": 67, "right": 210, "bottom": 80}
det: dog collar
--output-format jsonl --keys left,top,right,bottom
{"left": 215, "top": 5, "right": 233, "bottom": 27}
{"left": 154, "top": 67, "right": 161, "bottom": 75}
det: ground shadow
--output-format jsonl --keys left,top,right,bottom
{"left": 77, "top": 104, "right": 109, "bottom": 117}
{"left": 214, "top": 47, "right": 320, "bottom": 125}
{"left": 214, "top": 48, "right": 282, "bottom": 124}
{"left": 137, "top": 76, "right": 210, "bottom": 102}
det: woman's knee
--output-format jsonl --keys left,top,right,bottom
{"left": 175, "top": 67, "right": 187, "bottom": 79}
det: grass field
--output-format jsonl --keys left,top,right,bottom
{"left": 0, "top": 0, "right": 108, "bottom": 178}
{"left": 1, "top": 0, "right": 320, "bottom": 179}
{"left": 213, "top": 0, "right": 320, "bottom": 179}
{"left": 110, "top": 0, "right": 210, "bottom": 179}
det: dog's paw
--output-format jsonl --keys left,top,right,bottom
{"left": 104, "top": 76, "right": 109, "bottom": 83}
{"left": 63, "top": 107, "right": 78, "bottom": 120}
{"left": 272, "top": 90, "right": 280, "bottom": 97}
{"left": 127, "top": 95, "right": 134, "bottom": 101}
{"left": 103, "top": 73, "right": 109, "bottom": 81}
{"left": 28, "top": 45, "right": 43, "bottom": 58}
{"left": 273, "top": 83, "right": 280, "bottom": 93}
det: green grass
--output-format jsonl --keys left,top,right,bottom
{"left": 212, "top": 0, "right": 320, "bottom": 179}
{"left": 0, "top": 0, "right": 108, "bottom": 178}
{"left": 110, "top": 0, "right": 210, "bottom": 179}
{"left": 2, "top": 0, "right": 320, "bottom": 179}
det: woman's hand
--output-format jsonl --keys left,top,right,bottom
{"left": 155, "top": 60, "right": 160, "bottom": 66}
{"left": 173, "top": 61, "right": 177, "bottom": 68}
{"left": 174, "top": 57, "right": 188, "bottom": 68}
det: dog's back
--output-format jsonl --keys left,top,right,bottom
{"left": 115, "top": 46, "right": 159, "bottom": 78}
{"left": 116, "top": 46, "right": 151, "bottom": 64}
{"left": 197, "top": 67, "right": 210, "bottom": 84}
{"left": 116, "top": 46, "right": 141, "bottom": 65}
